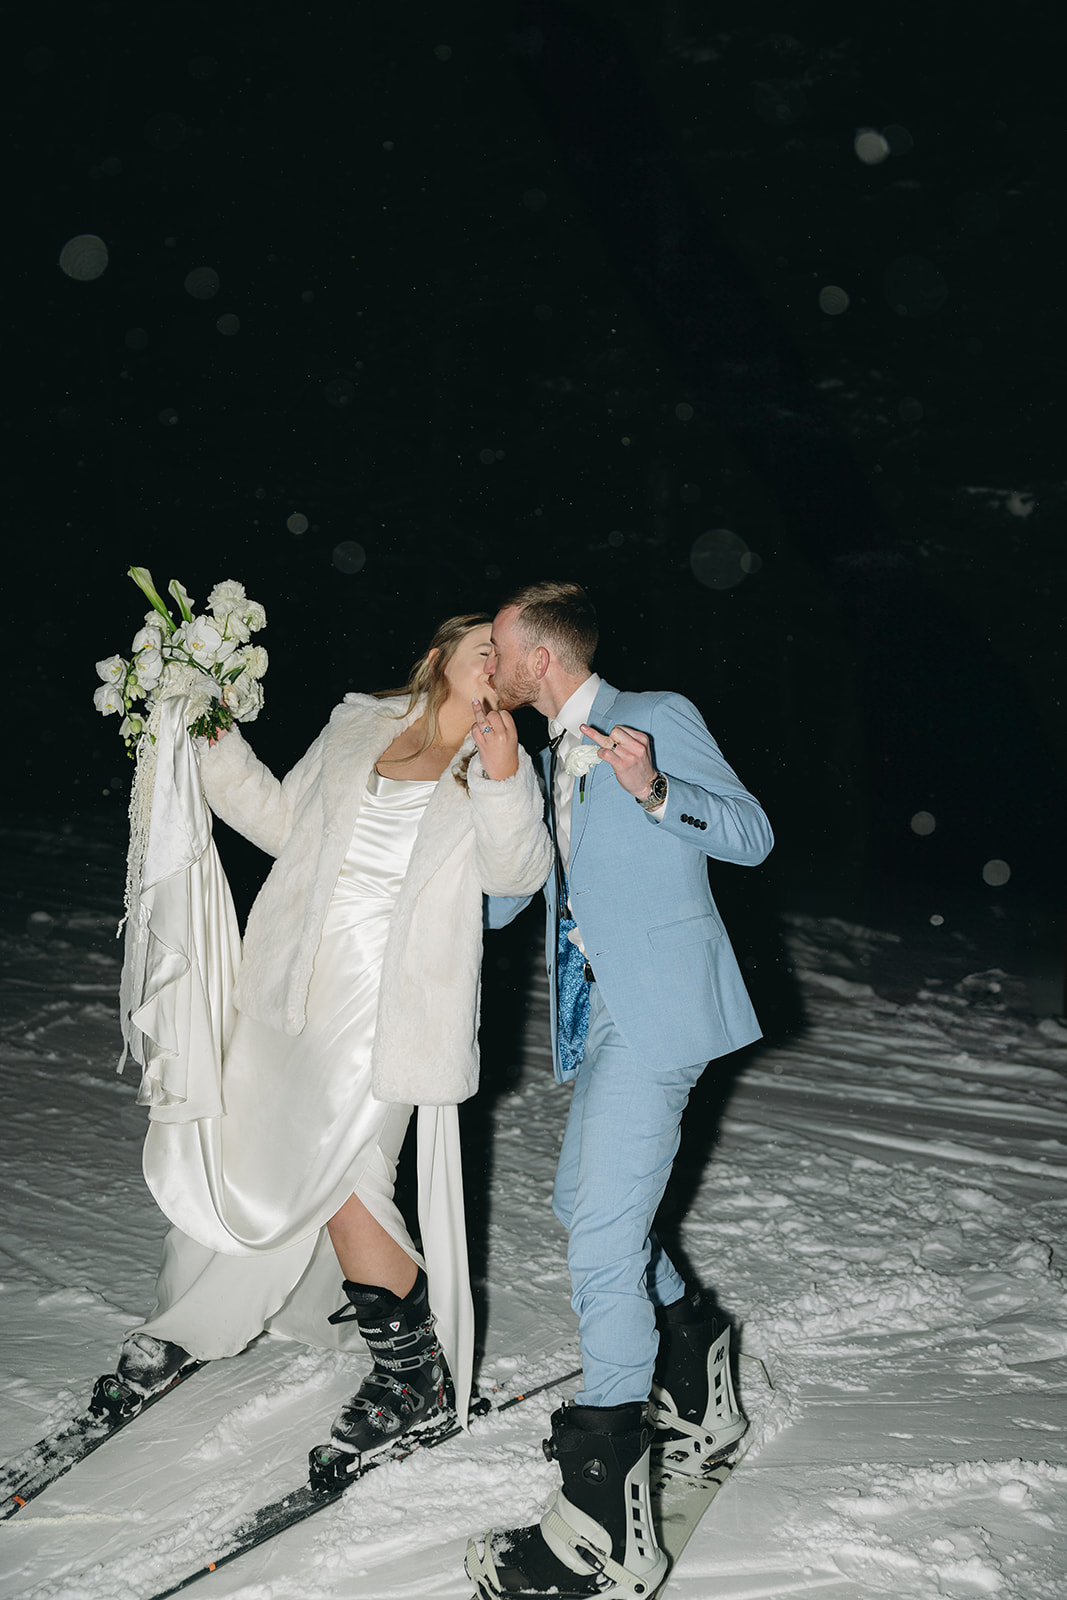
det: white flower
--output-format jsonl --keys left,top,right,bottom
{"left": 120, "top": 713, "right": 144, "bottom": 741}
{"left": 223, "top": 673, "right": 264, "bottom": 722}
{"left": 132, "top": 623, "right": 165, "bottom": 655}
{"left": 240, "top": 599, "right": 266, "bottom": 633}
{"left": 174, "top": 616, "right": 223, "bottom": 660}
{"left": 221, "top": 611, "right": 251, "bottom": 644}
{"left": 233, "top": 644, "right": 268, "bottom": 680}
{"left": 210, "top": 594, "right": 265, "bottom": 645}
{"left": 153, "top": 662, "right": 219, "bottom": 720}
{"left": 95, "top": 654, "right": 127, "bottom": 684}
{"left": 207, "top": 579, "right": 247, "bottom": 617}
{"left": 168, "top": 578, "right": 195, "bottom": 620}
{"left": 564, "top": 744, "right": 602, "bottom": 777}
{"left": 132, "top": 645, "right": 164, "bottom": 689}
{"left": 94, "top": 683, "right": 125, "bottom": 715}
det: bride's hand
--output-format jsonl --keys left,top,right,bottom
{"left": 471, "top": 699, "right": 519, "bottom": 780}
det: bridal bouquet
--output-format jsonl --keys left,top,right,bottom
{"left": 94, "top": 567, "right": 268, "bottom": 752}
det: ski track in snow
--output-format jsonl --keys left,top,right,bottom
{"left": 1, "top": 826, "right": 1066, "bottom": 1599}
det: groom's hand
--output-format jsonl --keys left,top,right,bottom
{"left": 580, "top": 724, "right": 657, "bottom": 799}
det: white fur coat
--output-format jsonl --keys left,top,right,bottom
{"left": 197, "top": 693, "right": 551, "bottom": 1105}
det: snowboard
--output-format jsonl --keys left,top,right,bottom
{"left": 652, "top": 1454, "right": 734, "bottom": 1591}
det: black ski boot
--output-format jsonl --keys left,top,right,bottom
{"left": 465, "top": 1401, "right": 668, "bottom": 1599}
{"left": 327, "top": 1268, "right": 451, "bottom": 1458}
{"left": 650, "top": 1294, "right": 746, "bottom": 1475}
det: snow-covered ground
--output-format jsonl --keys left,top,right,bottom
{"left": 1, "top": 821, "right": 1066, "bottom": 1599}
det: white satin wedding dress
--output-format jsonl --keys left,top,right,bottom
{"left": 132, "top": 764, "right": 473, "bottom": 1420}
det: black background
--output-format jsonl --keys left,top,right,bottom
{"left": 6, "top": 0, "right": 1065, "bottom": 1004}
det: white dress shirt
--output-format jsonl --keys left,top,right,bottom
{"left": 547, "top": 674, "right": 602, "bottom": 958}
{"left": 548, "top": 675, "right": 667, "bottom": 961}
{"left": 548, "top": 673, "right": 602, "bottom": 873}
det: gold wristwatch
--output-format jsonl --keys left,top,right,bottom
{"left": 637, "top": 772, "right": 668, "bottom": 812}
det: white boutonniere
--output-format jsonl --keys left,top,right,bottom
{"left": 563, "top": 744, "right": 601, "bottom": 777}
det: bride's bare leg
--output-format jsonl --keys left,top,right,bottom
{"left": 327, "top": 1193, "right": 418, "bottom": 1298}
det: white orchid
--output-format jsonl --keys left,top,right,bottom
{"left": 174, "top": 616, "right": 224, "bottom": 659}
{"left": 94, "top": 682, "right": 125, "bottom": 715}
{"left": 132, "top": 623, "right": 164, "bottom": 654}
{"left": 96, "top": 654, "right": 128, "bottom": 684}
{"left": 132, "top": 646, "right": 164, "bottom": 689}
{"left": 564, "top": 744, "right": 602, "bottom": 777}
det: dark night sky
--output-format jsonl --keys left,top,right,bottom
{"left": 6, "top": 0, "right": 1065, "bottom": 971}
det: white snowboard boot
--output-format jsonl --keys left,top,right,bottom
{"left": 650, "top": 1295, "right": 747, "bottom": 1475}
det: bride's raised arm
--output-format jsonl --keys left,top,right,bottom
{"left": 197, "top": 723, "right": 329, "bottom": 861}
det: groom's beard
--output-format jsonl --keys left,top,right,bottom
{"left": 489, "top": 665, "right": 538, "bottom": 712}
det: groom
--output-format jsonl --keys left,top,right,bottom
{"left": 468, "top": 580, "right": 773, "bottom": 1600}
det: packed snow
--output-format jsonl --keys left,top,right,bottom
{"left": 1, "top": 821, "right": 1065, "bottom": 1599}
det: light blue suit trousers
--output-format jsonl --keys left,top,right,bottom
{"left": 553, "top": 984, "right": 707, "bottom": 1406}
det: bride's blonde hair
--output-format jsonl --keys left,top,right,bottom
{"left": 374, "top": 612, "right": 492, "bottom": 779}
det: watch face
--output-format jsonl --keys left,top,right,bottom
{"left": 651, "top": 774, "right": 668, "bottom": 801}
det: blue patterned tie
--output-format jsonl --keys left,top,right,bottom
{"left": 557, "top": 869, "right": 590, "bottom": 1075}
{"left": 550, "top": 737, "right": 590, "bottom": 1076}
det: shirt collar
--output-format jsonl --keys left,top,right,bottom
{"left": 549, "top": 673, "right": 601, "bottom": 745}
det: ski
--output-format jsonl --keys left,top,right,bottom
{"left": 0, "top": 1362, "right": 206, "bottom": 1520}
{"left": 140, "top": 1363, "right": 584, "bottom": 1600}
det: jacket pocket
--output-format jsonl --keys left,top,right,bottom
{"left": 647, "top": 912, "right": 722, "bottom": 950}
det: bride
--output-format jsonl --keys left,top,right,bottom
{"left": 115, "top": 613, "right": 551, "bottom": 1461}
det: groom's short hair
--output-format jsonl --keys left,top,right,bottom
{"left": 501, "top": 581, "right": 598, "bottom": 676}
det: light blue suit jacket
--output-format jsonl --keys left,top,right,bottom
{"left": 488, "top": 680, "right": 774, "bottom": 1080}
